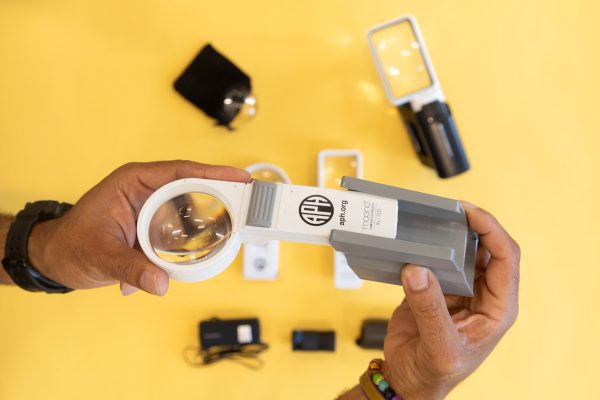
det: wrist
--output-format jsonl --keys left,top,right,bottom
{"left": 27, "top": 218, "right": 62, "bottom": 284}
{"left": 383, "top": 360, "right": 449, "bottom": 400}
{"left": 337, "top": 385, "right": 368, "bottom": 400}
{"left": 0, "top": 215, "right": 15, "bottom": 284}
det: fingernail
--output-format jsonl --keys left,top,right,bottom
{"left": 462, "top": 201, "right": 477, "bottom": 209}
{"left": 403, "top": 266, "right": 429, "bottom": 291}
{"left": 140, "top": 271, "right": 159, "bottom": 295}
{"left": 120, "top": 283, "right": 139, "bottom": 296}
{"left": 156, "top": 275, "right": 168, "bottom": 296}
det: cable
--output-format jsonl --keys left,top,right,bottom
{"left": 183, "top": 343, "right": 269, "bottom": 370}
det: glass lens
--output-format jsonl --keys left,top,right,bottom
{"left": 149, "top": 193, "right": 232, "bottom": 264}
{"left": 250, "top": 168, "right": 286, "bottom": 183}
{"left": 222, "top": 87, "right": 257, "bottom": 129}
{"left": 324, "top": 155, "right": 358, "bottom": 188}
{"left": 371, "top": 21, "right": 432, "bottom": 99}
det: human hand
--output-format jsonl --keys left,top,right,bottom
{"left": 27, "top": 161, "right": 251, "bottom": 296}
{"left": 382, "top": 202, "right": 521, "bottom": 399}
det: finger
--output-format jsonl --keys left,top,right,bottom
{"left": 462, "top": 202, "right": 521, "bottom": 304}
{"left": 120, "top": 282, "right": 139, "bottom": 296}
{"left": 134, "top": 160, "right": 252, "bottom": 189}
{"left": 117, "top": 160, "right": 252, "bottom": 213}
{"left": 401, "top": 265, "right": 461, "bottom": 353}
{"left": 476, "top": 245, "right": 491, "bottom": 268}
{"left": 103, "top": 248, "right": 170, "bottom": 296}
{"left": 462, "top": 201, "right": 520, "bottom": 262}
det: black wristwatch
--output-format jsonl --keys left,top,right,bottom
{"left": 2, "top": 201, "right": 74, "bottom": 293}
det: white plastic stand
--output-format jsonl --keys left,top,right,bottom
{"left": 318, "top": 150, "right": 364, "bottom": 290}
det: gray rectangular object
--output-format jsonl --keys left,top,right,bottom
{"left": 330, "top": 177, "right": 478, "bottom": 296}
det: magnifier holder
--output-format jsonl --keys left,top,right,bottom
{"left": 329, "top": 177, "right": 477, "bottom": 296}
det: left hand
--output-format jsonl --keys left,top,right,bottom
{"left": 28, "top": 161, "right": 251, "bottom": 296}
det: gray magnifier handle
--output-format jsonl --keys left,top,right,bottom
{"left": 400, "top": 100, "right": 469, "bottom": 178}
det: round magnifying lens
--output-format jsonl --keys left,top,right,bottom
{"left": 149, "top": 193, "right": 232, "bottom": 265}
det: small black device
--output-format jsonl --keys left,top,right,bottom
{"left": 2, "top": 201, "right": 73, "bottom": 293}
{"left": 187, "top": 317, "right": 268, "bottom": 368}
{"left": 174, "top": 44, "right": 256, "bottom": 130}
{"left": 356, "top": 319, "right": 388, "bottom": 350}
{"left": 200, "top": 317, "right": 261, "bottom": 349}
{"left": 292, "top": 330, "right": 335, "bottom": 352}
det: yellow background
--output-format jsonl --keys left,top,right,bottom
{"left": 1, "top": 0, "right": 599, "bottom": 399}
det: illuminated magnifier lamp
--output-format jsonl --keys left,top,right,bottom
{"left": 243, "top": 163, "right": 291, "bottom": 280}
{"left": 137, "top": 177, "right": 478, "bottom": 296}
{"left": 367, "top": 16, "right": 470, "bottom": 178}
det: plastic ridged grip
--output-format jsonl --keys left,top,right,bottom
{"left": 245, "top": 181, "right": 277, "bottom": 228}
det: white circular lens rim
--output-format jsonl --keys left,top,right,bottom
{"left": 137, "top": 179, "right": 241, "bottom": 282}
{"left": 245, "top": 162, "right": 291, "bottom": 184}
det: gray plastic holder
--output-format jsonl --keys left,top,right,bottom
{"left": 329, "top": 177, "right": 478, "bottom": 296}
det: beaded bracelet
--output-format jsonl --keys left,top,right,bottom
{"left": 359, "top": 359, "right": 403, "bottom": 400}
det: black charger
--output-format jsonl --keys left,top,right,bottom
{"left": 185, "top": 317, "right": 268, "bottom": 369}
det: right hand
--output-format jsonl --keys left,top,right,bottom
{"left": 383, "top": 202, "right": 521, "bottom": 399}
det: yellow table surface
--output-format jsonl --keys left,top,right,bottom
{"left": 1, "top": 1, "right": 599, "bottom": 399}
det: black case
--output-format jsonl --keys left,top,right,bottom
{"left": 399, "top": 100, "right": 470, "bottom": 178}
{"left": 292, "top": 330, "right": 335, "bottom": 351}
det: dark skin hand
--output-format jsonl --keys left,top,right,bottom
{"left": 0, "top": 161, "right": 251, "bottom": 295}
{"left": 339, "top": 202, "right": 520, "bottom": 399}
{"left": 0, "top": 165, "right": 519, "bottom": 399}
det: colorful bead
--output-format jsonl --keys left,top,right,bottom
{"left": 383, "top": 387, "right": 396, "bottom": 399}
{"left": 369, "top": 359, "right": 383, "bottom": 371}
{"left": 378, "top": 380, "right": 390, "bottom": 391}
{"left": 391, "top": 396, "right": 402, "bottom": 400}
{"left": 372, "top": 373, "right": 384, "bottom": 385}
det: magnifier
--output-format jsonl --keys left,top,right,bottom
{"left": 137, "top": 177, "right": 478, "bottom": 296}
{"left": 367, "top": 16, "right": 470, "bottom": 178}
{"left": 243, "top": 163, "right": 291, "bottom": 280}
{"left": 318, "top": 150, "right": 364, "bottom": 290}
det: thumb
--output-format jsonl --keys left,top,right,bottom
{"left": 104, "top": 248, "right": 170, "bottom": 296}
{"left": 401, "top": 265, "right": 460, "bottom": 352}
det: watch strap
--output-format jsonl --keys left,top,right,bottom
{"left": 2, "top": 201, "right": 74, "bottom": 293}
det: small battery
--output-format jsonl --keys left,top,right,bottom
{"left": 292, "top": 330, "right": 335, "bottom": 352}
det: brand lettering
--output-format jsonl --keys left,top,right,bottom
{"left": 339, "top": 200, "right": 348, "bottom": 225}
{"left": 362, "top": 201, "right": 371, "bottom": 230}
{"left": 299, "top": 195, "right": 334, "bottom": 226}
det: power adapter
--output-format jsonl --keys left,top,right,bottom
{"left": 184, "top": 317, "right": 268, "bottom": 369}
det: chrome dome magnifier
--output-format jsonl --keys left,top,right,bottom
{"left": 367, "top": 16, "right": 470, "bottom": 178}
{"left": 137, "top": 177, "right": 478, "bottom": 296}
